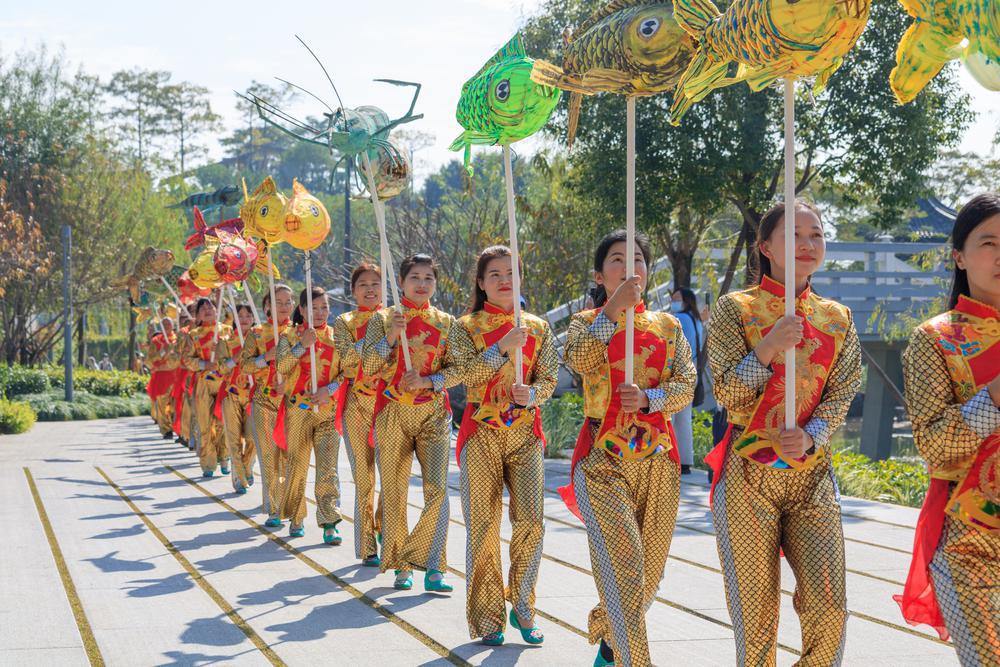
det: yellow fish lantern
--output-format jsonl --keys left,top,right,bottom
{"left": 669, "top": 0, "right": 871, "bottom": 122}
{"left": 530, "top": 0, "right": 695, "bottom": 146}
{"left": 282, "top": 180, "right": 331, "bottom": 252}
{"left": 240, "top": 176, "right": 287, "bottom": 245}
{"left": 188, "top": 252, "right": 222, "bottom": 290}
{"left": 891, "top": 0, "right": 1000, "bottom": 104}
{"left": 964, "top": 51, "right": 1000, "bottom": 91}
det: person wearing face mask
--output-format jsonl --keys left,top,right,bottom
{"left": 562, "top": 230, "right": 696, "bottom": 667}
{"left": 362, "top": 253, "right": 465, "bottom": 593}
{"left": 455, "top": 246, "right": 559, "bottom": 647}
{"left": 896, "top": 193, "right": 1000, "bottom": 666}
{"left": 240, "top": 285, "right": 294, "bottom": 527}
{"left": 180, "top": 296, "right": 234, "bottom": 477}
{"left": 274, "top": 287, "right": 342, "bottom": 542}
{"left": 217, "top": 304, "right": 257, "bottom": 495}
{"left": 332, "top": 261, "right": 385, "bottom": 567}
{"left": 706, "top": 200, "right": 861, "bottom": 666}
{"left": 670, "top": 287, "right": 706, "bottom": 475}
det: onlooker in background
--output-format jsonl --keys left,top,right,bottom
{"left": 87, "top": 356, "right": 99, "bottom": 371}
{"left": 99, "top": 354, "right": 114, "bottom": 371}
{"left": 670, "top": 287, "right": 705, "bottom": 475}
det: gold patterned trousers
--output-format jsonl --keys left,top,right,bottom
{"left": 458, "top": 417, "right": 544, "bottom": 638}
{"left": 373, "top": 398, "right": 451, "bottom": 573}
{"left": 222, "top": 393, "right": 256, "bottom": 492}
{"left": 573, "top": 440, "right": 680, "bottom": 667}
{"left": 280, "top": 402, "right": 342, "bottom": 527}
{"left": 154, "top": 393, "right": 174, "bottom": 436}
{"left": 248, "top": 395, "right": 287, "bottom": 517}
{"left": 929, "top": 515, "right": 1000, "bottom": 666}
{"left": 194, "top": 377, "right": 227, "bottom": 473}
{"left": 341, "top": 389, "right": 382, "bottom": 559}
{"left": 180, "top": 389, "right": 193, "bottom": 443}
{"left": 713, "top": 445, "right": 847, "bottom": 667}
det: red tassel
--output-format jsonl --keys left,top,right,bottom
{"left": 273, "top": 401, "right": 288, "bottom": 451}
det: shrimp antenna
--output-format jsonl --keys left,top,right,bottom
{"left": 294, "top": 35, "right": 347, "bottom": 129}
{"left": 275, "top": 77, "right": 334, "bottom": 114}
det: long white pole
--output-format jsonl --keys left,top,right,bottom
{"left": 303, "top": 251, "right": 319, "bottom": 408}
{"left": 361, "top": 150, "right": 412, "bottom": 370}
{"left": 159, "top": 276, "right": 185, "bottom": 316}
{"left": 783, "top": 78, "right": 797, "bottom": 430}
{"left": 624, "top": 96, "right": 637, "bottom": 386}
{"left": 242, "top": 281, "right": 261, "bottom": 327}
{"left": 210, "top": 288, "right": 224, "bottom": 363}
{"left": 226, "top": 285, "right": 252, "bottom": 389}
{"left": 502, "top": 145, "right": 524, "bottom": 386}
{"left": 265, "top": 247, "right": 283, "bottom": 386}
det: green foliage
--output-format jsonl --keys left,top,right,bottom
{"left": 691, "top": 410, "right": 716, "bottom": 471}
{"left": 44, "top": 367, "right": 148, "bottom": 397}
{"left": 0, "top": 398, "right": 37, "bottom": 434}
{"left": 20, "top": 389, "right": 148, "bottom": 422}
{"left": 541, "top": 392, "right": 585, "bottom": 458}
{"left": 831, "top": 450, "right": 928, "bottom": 508}
{"left": 0, "top": 365, "right": 50, "bottom": 397}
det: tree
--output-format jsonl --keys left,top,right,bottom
{"left": 521, "top": 0, "right": 974, "bottom": 292}
{"left": 162, "top": 81, "right": 222, "bottom": 177}
{"left": 105, "top": 68, "right": 174, "bottom": 169}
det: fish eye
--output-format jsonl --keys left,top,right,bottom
{"left": 309, "top": 205, "right": 320, "bottom": 217}
{"left": 495, "top": 79, "right": 511, "bottom": 102}
{"left": 638, "top": 17, "right": 660, "bottom": 38}
{"left": 260, "top": 205, "right": 269, "bottom": 217}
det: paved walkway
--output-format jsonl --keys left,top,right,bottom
{"left": 1, "top": 417, "right": 957, "bottom": 666}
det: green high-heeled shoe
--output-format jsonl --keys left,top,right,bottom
{"left": 323, "top": 524, "right": 342, "bottom": 545}
{"left": 289, "top": 523, "right": 304, "bottom": 538}
{"left": 264, "top": 515, "right": 282, "bottom": 528}
{"left": 394, "top": 570, "right": 413, "bottom": 590}
{"left": 509, "top": 608, "right": 544, "bottom": 645}
{"left": 423, "top": 569, "right": 453, "bottom": 593}
{"left": 481, "top": 631, "right": 504, "bottom": 646}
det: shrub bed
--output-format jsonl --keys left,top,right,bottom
{"left": 0, "top": 399, "right": 37, "bottom": 434}
{"left": 19, "top": 389, "right": 148, "bottom": 421}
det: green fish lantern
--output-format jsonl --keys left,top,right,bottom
{"left": 449, "top": 34, "right": 561, "bottom": 176}
{"left": 530, "top": 0, "right": 695, "bottom": 146}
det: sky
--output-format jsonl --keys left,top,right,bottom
{"left": 1, "top": 0, "right": 997, "bottom": 180}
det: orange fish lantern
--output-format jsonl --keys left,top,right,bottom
{"left": 213, "top": 236, "right": 259, "bottom": 283}
{"left": 282, "top": 180, "right": 331, "bottom": 252}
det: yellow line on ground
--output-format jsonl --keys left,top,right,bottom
{"left": 94, "top": 466, "right": 286, "bottom": 667}
{"left": 24, "top": 468, "right": 106, "bottom": 667}
{"left": 163, "top": 464, "right": 473, "bottom": 667}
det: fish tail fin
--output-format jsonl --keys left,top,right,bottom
{"left": 674, "top": 0, "right": 721, "bottom": 37}
{"left": 669, "top": 53, "right": 732, "bottom": 124}
{"left": 890, "top": 20, "right": 955, "bottom": 104}
{"left": 567, "top": 92, "right": 583, "bottom": 149}
{"left": 447, "top": 133, "right": 467, "bottom": 153}
{"left": 129, "top": 281, "right": 142, "bottom": 304}
{"left": 463, "top": 144, "right": 474, "bottom": 179}
{"left": 192, "top": 206, "right": 206, "bottom": 232}
{"left": 530, "top": 59, "right": 568, "bottom": 89}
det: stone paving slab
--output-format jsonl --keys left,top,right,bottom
{"left": 0, "top": 417, "right": 960, "bottom": 666}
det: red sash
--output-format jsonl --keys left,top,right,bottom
{"left": 558, "top": 306, "right": 680, "bottom": 520}
{"left": 273, "top": 328, "right": 337, "bottom": 450}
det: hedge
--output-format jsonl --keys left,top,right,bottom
{"left": 0, "top": 399, "right": 37, "bottom": 434}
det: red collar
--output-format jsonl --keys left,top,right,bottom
{"left": 357, "top": 304, "right": 380, "bottom": 313}
{"left": 600, "top": 301, "right": 646, "bottom": 318}
{"left": 483, "top": 301, "right": 514, "bottom": 316}
{"left": 760, "top": 274, "right": 811, "bottom": 300}
{"left": 955, "top": 295, "right": 1000, "bottom": 320}
{"left": 401, "top": 297, "right": 429, "bottom": 310}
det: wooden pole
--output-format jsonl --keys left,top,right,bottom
{"left": 502, "top": 145, "right": 524, "bottom": 385}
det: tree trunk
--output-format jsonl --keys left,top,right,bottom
{"left": 669, "top": 249, "right": 693, "bottom": 289}
{"left": 127, "top": 297, "right": 137, "bottom": 373}
{"left": 76, "top": 309, "right": 86, "bottom": 366}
